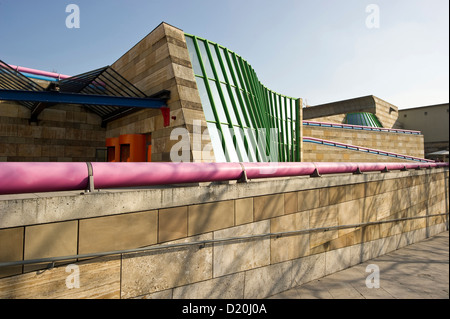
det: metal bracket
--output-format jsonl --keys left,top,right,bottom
{"left": 310, "top": 168, "right": 321, "bottom": 178}
{"left": 85, "top": 162, "right": 95, "bottom": 193}
{"left": 238, "top": 163, "right": 248, "bottom": 183}
{"left": 353, "top": 167, "right": 363, "bottom": 175}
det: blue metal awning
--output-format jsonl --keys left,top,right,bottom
{"left": 0, "top": 60, "right": 170, "bottom": 126}
{"left": 0, "top": 89, "right": 167, "bottom": 108}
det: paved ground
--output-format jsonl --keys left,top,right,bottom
{"left": 269, "top": 231, "right": 449, "bottom": 299}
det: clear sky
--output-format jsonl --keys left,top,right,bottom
{"left": 0, "top": 0, "right": 448, "bottom": 109}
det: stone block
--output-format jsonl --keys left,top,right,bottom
{"left": 329, "top": 186, "right": 348, "bottom": 205}
{"left": 235, "top": 198, "right": 253, "bottom": 225}
{"left": 309, "top": 206, "right": 338, "bottom": 249}
{"left": 213, "top": 221, "right": 270, "bottom": 278}
{"left": 270, "top": 212, "right": 310, "bottom": 263}
{"left": 325, "top": 245, "right": 354, "bottom": 275}
{"left": 173, "top": 272, "right": 245, "bottom": 299}
{"left": 78, "top": 210, "right": 158, "bottom": 254}
{"left": 0, "top": 227, "right": 24, "bottom": 278}
{"left": 243, "top": 261, "right": 293, "bottom": 299}
{"left": 24, "top": 221, "right": 78, "bottom": 272}
{"left": 284, "top": 192, "right": 298, "bottom": 215}
{"left": 253, "top": 194, "right": 284, "bottom": 221}
{"left": 319, "top": 187, "right": 330, "bottom": 206}
{"left": 291, "top": 253, "right": 326, "bottom": 287}
{"left": 0, "top": 256, "right": 121, "bottom": 299}
{"left": 337, "top": 200, "right": 360, "bottom": 236}
{"left": 188, "top": 200, "right": 234, "bottom": 236}
{"left": 121, "top": 233, "right": 213, "bottom": 298}
{"left": 158, "top": 206, "right": 188, "bottom": 243}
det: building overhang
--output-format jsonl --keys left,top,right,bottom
{"left": 0, "top": 60, "right": 170, "bottom": 127}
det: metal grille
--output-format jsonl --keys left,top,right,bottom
{"left": 0, "top": 60, "right": 44, "bottom": 109}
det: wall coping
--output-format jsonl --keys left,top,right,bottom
{"left": 0, "top": 167, "right": 447, "bottom": 229}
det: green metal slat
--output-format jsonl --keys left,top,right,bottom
{"left": 203, "top": 40, "right": 244, "bottom": 161}
{"left": 192, "top": 36, "right": 230, "bottom": 162}
{"left": 295, "top": 99, "right": 301, "bottom": 162}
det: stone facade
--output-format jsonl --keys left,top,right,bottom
{"left": 303, "top": 125, "right": 425, "bottom": 162}
{"left": 0, "top": 167, "right": 447, "bottom": 298}
{"left": 108, "top": 22, "right": 213, "bottom": 162}
{"left": 0, "top": 101, "right": 105, "bottom": 162}
{"left": 303, "top": 95, "right": 400, "bottom": 129}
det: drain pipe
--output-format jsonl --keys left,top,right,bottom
{"left": 0, "top": 161, "right": 448, "bottom": 195}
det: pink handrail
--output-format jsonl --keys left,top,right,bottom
{"left": 303, "top": 120, "right": 422, "bottom": 134}
{"left": 303, "top": 136, "right": 434, "bottom": 162}
{"left": 0, "top": 161, "right": 447, "bottom": 195}
{"left": 7, "top": 64, "right": 70, "bottom": 80}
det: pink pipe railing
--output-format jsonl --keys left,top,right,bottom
{"left": 303, "top": 120, "right": 422, "bottom": 135}
{"left": 0, "top": 161, "right": 447, "bottom": 195}
{"left": 303, "top": 136, "right": 434, "bottom": 163}
{"left": 8, "top": 64, "right": 70, "bottom": 80}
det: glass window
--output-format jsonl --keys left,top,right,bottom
{"left": 221, "top": 124, "right": 240, "bottom": 162}
{"left": 243, "top": 128, "right": 257, "bottom": 162}
{"left": 209, "top": 43, "right": 225, "bottom": 83}
{"left": 206, "top": 123, "right": 226, "bottom": 162}
{"left": 220, "top": 83, "right": 239, "bottom": 126}
{"left": 286, "top": 99, "right": 291, "bottom": 120}
{"left": 219, "top": 48, "right": 233, "bottom": 85}
{"left": 185, "top": 36, "right": 203, "bottom": 76}
{"left": 255, "top": 128, "right": 268, "bottom": 162}
{"left": 230, "top": 55, "right": 244, "bottom": 91}
{"left": 208, "top": 80, "right": 228, "bottom": 124}
{"left": 195, "top": 78, "right": 215, "bottom": 122}
{"left": 237, "top": 59, "right": 250, "bottom": 93}
{"left": 197, "top": 40, "right": 214, "bottom": 79}
{"left": 231, "top": 87, "right": 248, "bottom": 127}
{"left": 233, "top": 126, "right": 249, "bottom": 162}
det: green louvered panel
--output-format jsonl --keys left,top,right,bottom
{"left": 185, "top": 34, "right": 301, "bottom": 162}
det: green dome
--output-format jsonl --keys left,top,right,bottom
{"left": 344, "top": 112, "right": 383, "bottom": 128}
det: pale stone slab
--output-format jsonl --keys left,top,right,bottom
{"left": 121, "top": 233, "right": 213, "bottom": 299}
{"left": 244, "top": 261, "right": 293, "bottom": 299}
{"left": 290, "top": 253, "right": 326, "bottom": 287}
{"left": 270, "top": 212, "right": 310, "bottom": 263}
{"left": 173, "top": 272, "right": 245, "bottom": 299}
{"left": 0, "top": 256, "right": 121, "bottom": 299}
{"left": 213, "top": 221, "right": 270, "bottom": 278}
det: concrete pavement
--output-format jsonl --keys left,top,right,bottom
{"left": 268, "top": 231, "right": 449, "bottom": 299}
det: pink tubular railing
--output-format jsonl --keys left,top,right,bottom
{"left": 0, "top": 161, "right": 447, "bottom": 195}
{"left": 303, "top": 120, "right": 422, "bottom": 135}
{"left": 7, "top": 64, "right": 70, "bottom": 80}
{"left": 303, "top": 136, "right": 435, "bottom": 163}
